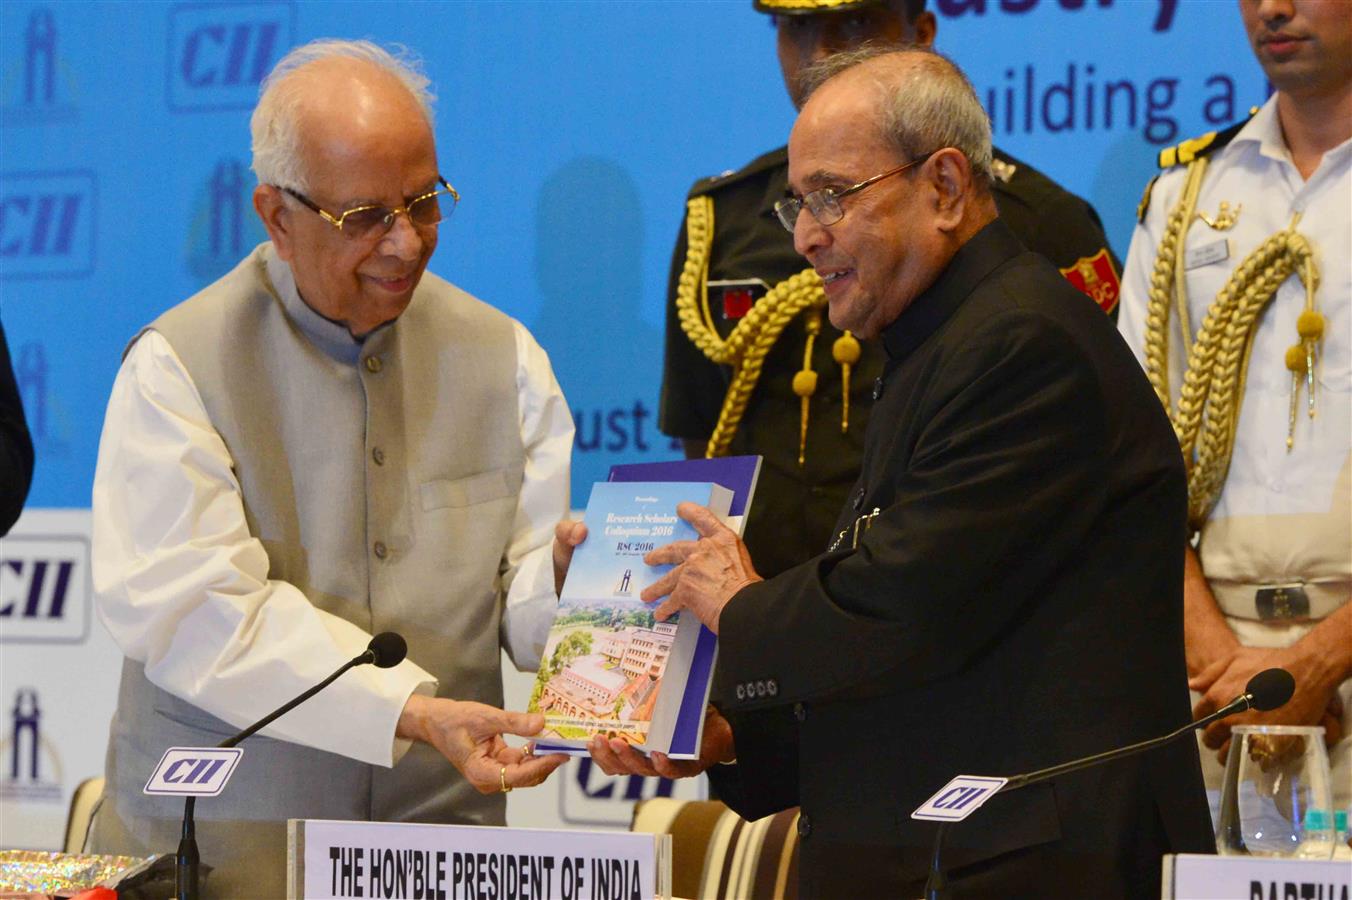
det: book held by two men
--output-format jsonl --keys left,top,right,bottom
{"left": 529, "top": 456, "right": 761, "bottom": 759}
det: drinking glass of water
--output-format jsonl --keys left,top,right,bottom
{"left": 1216, "top": 724, "right": 1335, "bottom": 859}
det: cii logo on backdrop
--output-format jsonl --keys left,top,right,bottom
{"left": 0, "top": 8, "right": 78, "bottom": 125}
{"left": 0, "top": 534, "right": 91, "bottom": 644}
{"left": 0, "top": 170, "right": 96, "bottom": 279}
{"left": 0, "top": 688, "right": 62, "bottom": 805}
{"left": 559, "top": 758, "right": 702, "bottom": 827}
{"left": 12, "top": 341, "right": 70, "bottom": 460}
{"left": 186, "top": 159, "right": 265, "bottom": 282}
{"left": 167, "top": 2, "right": 294, "bottom": 112}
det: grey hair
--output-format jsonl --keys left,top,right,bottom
{"left": 799, "top": 45, "right": 994, "bottom": 183}
{"left": 250, "top": 39, "right": 436, "bottom": 191}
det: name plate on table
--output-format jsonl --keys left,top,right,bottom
{"left": 1162, "top": 853, "right": 1351, "bottom": 900}
{"left": 288, "top": 818, "right": 671, "bottom": 900}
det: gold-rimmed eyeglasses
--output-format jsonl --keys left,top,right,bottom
{"left": 773, "top": 152, "right": 934, "bottom": 233}
{"left": 281, "top": 177, "right": 459, "bottom": 241}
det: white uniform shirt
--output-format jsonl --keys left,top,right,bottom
{"left": 92, "top": 320, "right": 572, "bottom": 768}
{"left": 1120, "top": 95, "right": 1351, "bottom": 591}
{"left": 1120, "top": 96, "right": 1351, "bottom": 810}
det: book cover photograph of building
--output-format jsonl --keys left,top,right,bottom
{"left": 529, "top": 599, "right": 679, "bottom": 743}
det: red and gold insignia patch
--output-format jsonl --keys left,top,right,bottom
{"left": 1059, "top": 249, "right": 1120, "bottom": 315}
{"left": 722, "top": 286, "right": 756, "bottom": 320}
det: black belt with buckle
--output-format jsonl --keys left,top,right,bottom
{"left": 1255, "top": 584, "right": 1311, "bottom": 621}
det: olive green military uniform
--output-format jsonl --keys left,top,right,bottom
{"left": 660, "top": 145, "right": 1120, "bottom": 576}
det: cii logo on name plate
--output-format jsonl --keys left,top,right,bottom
{"left": 167, "top": 2, "right": 294, "bottom": 112}
{"left": 0, "top": 170, "right": 97, "bottom": 279}
{"left": 186, "top": 159, "right": 266, "bottom": 282}
{"left": 0, "top": 7, "right": 79, "bottom": 125}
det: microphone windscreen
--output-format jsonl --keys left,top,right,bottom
{"left": 367, "top": 632, "right": 408, "bottom": 669}
{"left": 1246, "top": 667, "right": 1295, "bottom": 711}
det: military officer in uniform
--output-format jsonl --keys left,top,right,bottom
{"left": 1118, "top": 0, "right": 1350, "bottom": 815}
{"left": 660, "top": 0, "right": 1123, "bottom": 577}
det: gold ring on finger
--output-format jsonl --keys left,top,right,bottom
{"left": 500, "top": 766, "right": 512, "bottom": 793}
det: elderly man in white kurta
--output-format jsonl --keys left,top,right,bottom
{"left": 1118, "top": 0, "right": 1351, "bottom": 819}
{"left": 88, "top": 40, "right": 571, "bottom": 897}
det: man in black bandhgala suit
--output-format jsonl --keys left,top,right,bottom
{"left": 572, "top": 47, "right": 1214, "bottom": 899}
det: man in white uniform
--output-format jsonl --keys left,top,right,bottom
{"left": 1119, "top": 0, "right": 1350, "bottom": 818}
{"left": 89, "top": 40, "right": 570, "bottom": 896}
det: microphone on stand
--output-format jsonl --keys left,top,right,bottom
{"left": 923, "top": 668, "right": 1295, "bottom": 900}
{"left": 176, "top": 632, "right": 408, "bottom": 900}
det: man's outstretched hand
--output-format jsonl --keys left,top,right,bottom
{"left": 398, "top": 694, "right": 568, "bottom": 792}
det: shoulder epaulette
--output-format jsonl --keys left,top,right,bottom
{"left": 1136, "top": 174, "right": 1159, "bottom": 224}
{"left": 1141, "top": 112, "right": 1254, "bottom": 222}
{"left": 1156, "top": 114, "right": 1252, "bottom": 169}
{"left": 987, "top": 146, "right": 1071, "bottom": 207}
{"left": 688, "top": 146, "right": 788, "bottom": 198}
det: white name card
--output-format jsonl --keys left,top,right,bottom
{"left": 143, "top": 747, "right": 242, "bottom": 797}
{"left": 1162, "top": 853, "right": 1351, "bottom": 900}
{"left": 910, "top": 775, "right": 1008, "bottom": 822}
{"left": 289, "top": 818, "right": 671, "bottom": 900}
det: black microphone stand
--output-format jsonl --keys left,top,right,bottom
{"left": 175, "top": 645, "right": 392, "bottom": 900}
{"left": 999, "top": 698, "right": 1251, "bottom": 794}
{"left": 923, "top": 683, "right": 1284, "bottom": 900}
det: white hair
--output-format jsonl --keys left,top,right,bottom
{"left": 250, "top": 39, "right": 436, "bottom": 191}
{"left": 801, "top": 46, "right": 994, "bottom": 184}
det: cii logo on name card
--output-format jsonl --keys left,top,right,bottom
{"left": 0, "top": 170, "right": 96, "bottom": 279}
{"left": 0, "top": 7, "right": 79, "bottom": 125}
{"left": 0, "top": 534, "right": 91, "bottom": 644}
{"left": 167, "top": 2, "right": 294, "bottom": 112}
{"left": 145, "top": 747, "right": 243, "bottom": 797}
{"left": 911, "top": 775, "right": 1008, "bottom": 822}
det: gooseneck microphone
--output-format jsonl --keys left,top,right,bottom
{"left": 176, "top": 632, "right": 408, "bottom": 900}
{"left": 924, "top": 668, "right": 1295, "bottom": 900}
{"left": 1233, "top": 666, "right": 1296, "bottom": 713}
{"left": 362, "top": 631, "right": 410, "bottom": 670}
{"left": 998, "top": 666, "right": 1294, "bottom": 793}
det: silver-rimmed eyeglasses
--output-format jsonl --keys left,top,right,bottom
{"left": 773, "top": 152, "right": 934, "bottom": 233}
{"left": 281, "top": 177, "right": 459, "bottom": 241}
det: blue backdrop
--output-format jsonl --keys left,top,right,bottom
{"left": 1, "top": 0, "right": 1267, "bottom": 508}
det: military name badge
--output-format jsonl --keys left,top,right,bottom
{"left": 1059, "top": 249, "right": 1121, "bottom": 315}
{"left": 1185, "top": 238, "right": 1230, "bottom": 270}
{"left": 710, "top": 278, "right": 770, "bottom": 320}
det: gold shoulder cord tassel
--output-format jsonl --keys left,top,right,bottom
{"left": 793, "top": 310, "right": 822, "bottom": 464}
{"left": 674, "top": 196, "right": 830, "bottom": 459}
{"left": 675, "top": 195, "right": 866, "bottom": 463}
{"left": 1145, "top": 183, "right": 1323, "bottom": 529}
{"left": 833, "top": 331, "right": 861, "bottom": 433}
{"left": 1284, "top": 213, "right": 1324, "bottom": 449}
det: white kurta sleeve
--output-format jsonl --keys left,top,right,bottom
{"left": 498, "top": 321, "right": 573, "bottom": 672}
{"left": 92, "top": 331, "right": 435, "bottom": 767}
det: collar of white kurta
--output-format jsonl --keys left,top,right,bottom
{"left": 260, "top": 241, "right": 395, "bottom": 367}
